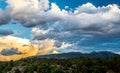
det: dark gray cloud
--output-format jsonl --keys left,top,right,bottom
{"left": 0, "top": 48, "right": 23, "bottom": 56}
{"left": 0, "top": 9, "right": 10, "bottom": 25}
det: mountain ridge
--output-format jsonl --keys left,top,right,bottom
{"left": 34, "top": 51, "right": 120, "bottom": 59}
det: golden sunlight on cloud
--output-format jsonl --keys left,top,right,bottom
{"left": 32, "top": 39, "right": 56, "bottom": 55}
{"left": 0, "top": 36, "right": 56, "bottom": 61}
{"left": 51, "top": 50, "right": 59, "bottom": 54}
{"left": 0, "top": 36, "right": 38, "bottom": 61}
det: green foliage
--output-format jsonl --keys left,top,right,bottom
{"left": 0, "top": 57, "right": 120, "bottom": 73}
{"left": 15, "top": 68, "right": 21, "bottom": 73}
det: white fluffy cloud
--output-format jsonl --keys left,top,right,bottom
{"left": 0, "top": 0, "right": 120, "bottom": 53}
{"left": 7, "top": 0, "right": 51, "bottom": 27}
{"left": 30, "top": 2, "right": 120, "bottom": 52}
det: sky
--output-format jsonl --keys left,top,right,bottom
{"left": 0, "top": 0, "right": 120, "bottom": 61}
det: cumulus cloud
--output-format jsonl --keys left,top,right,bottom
{"left": 0, "top": 36, "right": 37, "bottom": 61}
{"left": 31, "top": 39, "right": 56, "bottom": 55}
{"left": 0, "top": 48, "right": 23, "bottom": 56}
{"left": 7, "top": 0, "right": 50, "bottom": 27}
{"left": 0, "top": 9, "right": 10, "bottom": 25}
{"left": 0, "top": 36, "right": 58, "bottom": 61}
{"left": 30, "top": 2, "right": 120, "bottom": 52}
{"left": 0, "top": 0, "right": 120, "bottom": 54}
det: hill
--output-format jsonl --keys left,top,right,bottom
{"left": 36, "top": 51, "right": 120, "bottom": 59}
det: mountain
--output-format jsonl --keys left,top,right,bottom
{"left": 35, "top": 51, "right": 120, "bottom": 59}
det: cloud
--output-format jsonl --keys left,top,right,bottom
{"left": 50, "top": 50, "right": 59, "bottom": 54}
{"left": 0, "top": 0, "right": 120, "bottom": 54}
{"left": 16, "top": 30, "right": 22, "bottom": 34}
{"left": 7, "top": 0, "right": 50, "bottom": 27}
{"left": 0, "top": 29, "right": 13, "bottom": 36}
{"left": 115, "top": 52, "right": 120, "bottom": 55}
{"left": 0, "top": 48, "right": 23, "bottom": 56}
{"left": 0, "top": 9, "right": 10, "bottom": 25}
{"left": 0, "top": 36, "right": 38, "bottom": 61}
{"left": 30, "top": 2, "right": 120, "bottom": 52}
{"left": 0, "top": 36, "right": 58, "bottom": 61}
{"left": 31, "top": 39, "right": 56, "bottom": 55}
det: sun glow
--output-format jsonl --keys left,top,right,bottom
{"left": 0, "top": 36, "right": 38, "bottom": 61}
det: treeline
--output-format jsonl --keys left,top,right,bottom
{"left": 0, "top": 57, "right": 120, "bottom": 73}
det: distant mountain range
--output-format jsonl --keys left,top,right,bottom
{"left": 35, "top": 51, "right": 120, "bottom": 59}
